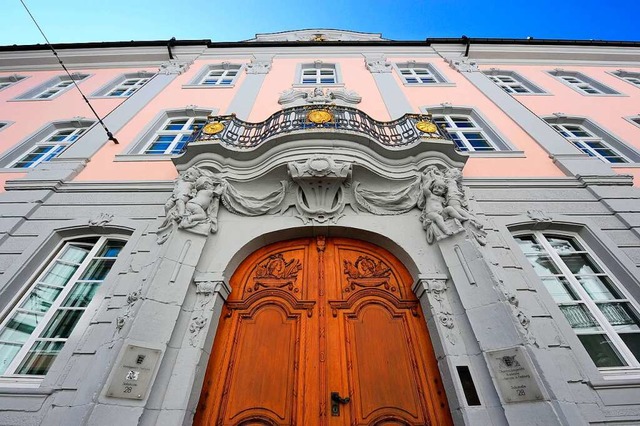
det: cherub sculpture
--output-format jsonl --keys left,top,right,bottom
{"left": 179, "top": 175, "right": 225, "bottom": 233}
{"left": 164, "top": 167, "right": 201, "bottom": 220}
{"left": 353, "top": 165, "right": 486, "bottom": 245}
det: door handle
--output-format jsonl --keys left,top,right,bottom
{"left": 331, "top": 392, "right": 350, "bottom": 416}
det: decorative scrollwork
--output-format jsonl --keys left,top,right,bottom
{"left": 343, "top": 256, "right": 394, "bottom": 293}
{"left": 249, "top": 254, "right": 303, "bottom": 293}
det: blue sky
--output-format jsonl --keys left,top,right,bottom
{"left": 1, "top": 0, "right": 639, "bottom": 46}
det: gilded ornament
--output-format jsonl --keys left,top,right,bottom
{"left": 202, "top": 122, "right": 225, "bottom": 135}
{"left": 307, "top": 109, "right": 333, "bottom": 124}
{"left": 416, "top": 120, "right": 438, "bottom": 134}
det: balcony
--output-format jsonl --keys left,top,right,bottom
{"left": 186, "top": 105, "right": 450, "bottom": 149}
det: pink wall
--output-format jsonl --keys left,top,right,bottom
{"left": 249, "top": 57, "right": 390, "bottom": 122}
{"left": 395, "top": 57, "right": 566, "bottom": 179}
{"left": 74, "top": 59, "right": 251, "bottom": 181}
{"left": 488, "top": 64, "right": 640, "bottom": 185}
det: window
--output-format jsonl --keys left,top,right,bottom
{"left": 549, "top": 70, "right": 619, "bottom": 95}
{"left": 296, "top": 62, "right": 341, "bottom": 85}
{"left": 483, "top": 70, "right": 545, "bottom": 94}
{"left": 0, "top": 75, "right": 26, "bottom": 92}
{"left": 395, "top": 62, "right": 447, "bottom": 85}
{"left": 143, "top": 116, "right": 207, "bottom": 155}
{"left": 10, "top": 125, "right": 90, "bottom": 169}
{"left": 432, "top": 114, "right": 497, "bottom": 152}
{"left": 612, "top": 70, "right": 640, "bottom": 88}
{"left": 545, "top": 116, "right": 640, "bottom": 164}
{"left": 15, "top": 74, "right": 89, "bottom": 100}
{"left": 186, "top": 63, "right": 242, "bottom": 87}
{"left": 514, "top": 233, "right": 640, "bottom": 370}
{"left": 90, "top": 71, "right": 154, "bottom": 98}
{"left": 0, "top": 237, "right": 125, "bottom": 376}
{"left": 0, "top": 122, "right": 7, "bottom": 131}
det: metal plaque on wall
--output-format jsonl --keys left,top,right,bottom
{"left": 486, "top": 346, "right": 545, "bottom": 403}
{"left": 106, "top": 344, "right": 162, "bottom": 400}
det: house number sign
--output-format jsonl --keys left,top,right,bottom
{"left": 486, "top": 347, "right": 544, "bottom": 403}
{"left": 106, "top": 344, "right": 162, "bottom": 400}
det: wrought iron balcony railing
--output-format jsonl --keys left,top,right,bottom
{"left": 186, "top": 105, "right": 450, "bottom": 150}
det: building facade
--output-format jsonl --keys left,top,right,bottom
{"left": 0, "top": 29, "right": 640, "bottom": 425}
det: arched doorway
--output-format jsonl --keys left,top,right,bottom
{"left": 194, "top": 237, "right": 452, "bottom": 425}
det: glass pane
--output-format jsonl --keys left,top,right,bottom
{"left": 62, "top": 282, "right": 101, "bottom": 308}
{"left": 542, "top": 277, "right": 578, "bottom": 303}
{"left": 515, "top": 235, "right": 544, "bottom": 254}
{"left": 40, "top": 309, "right": 83, "bottom": 339}
{"left": 577, "top": 275, "right": 620, "bottom": 300}
{"left": 620, "top": 333, "right": 640, "bottom": 363}
{"left": 598, "top": 302, "right": 640, "bottom": 331}
{"left": 40, "top": 262, "right": 79, "bottom": 287}
{"left": 16, "top": 341, "right": 65, "bottom": 375}
{"left": 560, "top": 253, "right": 603, "bottom": 275}
{"left": 0, "top": 312, "right": 42, "bottom": 343}
{"left": 526, "top": 255, "right": 561, "bottom": 275}
{"left": 98, "top": 240, "right": 125, "bottom": 258}
{"left": 60, "top": 245, "right": 89, "bottom": 264}
{"left": 80, "top": 259, "right": 115, "bottom": 281}
{"left": 19, "top": 285, "right": 62, "bottom": 312}
{"left": 547, "top": 236, "right": 580, "bottom": 254}
{"left": 560, "top": 304, "right": 601, "bottom": 330}
{"left": 0, "top": 343, "right": 22, "bottom": 374}
{"left": 578, "top": 334, "right": 626, "bottom": 367}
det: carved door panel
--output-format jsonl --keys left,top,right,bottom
{"left": 194, "top": 238, "right": 451, "bottom": 426}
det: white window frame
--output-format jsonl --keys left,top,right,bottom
{"left": 393, "top": 62, "right": 449, "bottom": 85}
{"left": 141, "top": 116, "right": 208, "bottom": 155}
{"left": 293, "top": 61, "right": 343, "bottom": 87}
{"left": 626, "top": 116, "right": 640, "bottom": 129}
{"left": 611, "top": 70, "right": 640, "bottom": 89}
{"left": 551, "top": 122, "right": 629, "bottom": 164}
{"left": 513, "top": 231, "right": 640, "bottom": 375}
{"left": 14, "top": 74, "right": 89, "bottom": 101}
{"left": 0, "top": 237, "right": 125, "bottom": 380}
{"left": 9, "top": 126, "right": 90, "bottom": 169}
{"left": 431, "top": 114, "right": 498, "bottom": 152}
{"left": 549, "top": 70, "right": 619, "bottom": 96}
{"left": 483, "top": 69, "right": 546, "bottom": 94}
{"left": 105, "top": 77, "right": 150, "bottom": 97}
{"left": 91, "top": 71, "right": 155, "bottom": 98}
{"left": 545, "top": 116, "right": 640, "bottom": 164}
{"left": 184, "top": 63, "right": 244, "bottom": 88}
{"left": 0, "top": 75, "right": 27, "bottom": 92}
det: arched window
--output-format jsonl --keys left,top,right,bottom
{"left": 0, "top": 236, "right": 126, "bottom": 376}
{"left": 513, "top": 231, "right": 640, "bottom": 370}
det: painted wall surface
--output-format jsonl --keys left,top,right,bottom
{"left": 74, "top": 59, "right": 250, "bottom": 182}
{"left": 482, "top": 64, "right": 640, "bottom": 183}
{"left": 248, "top": 56, "right": 390, "bottom": 122}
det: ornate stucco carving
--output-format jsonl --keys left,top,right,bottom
{"left": 88, "top": 212, "right": 113, "bottom": 228}
{"left": 246, "top": 58, "right": 272, "bottom": 74}
{"left": 189, "top": 280, "right": 229, "bottom": 347}
{"left": 158, "top": 60, "right": 191, "bottom": 75}
{"left": 288, "top": 156, "right": 351, "bottom": 224}
{"left": 278, "top": 87, "right": 362, "bottom": 106}
{"left": 249, "top": 29, "right": 386, "bottom": 42}
{"left": 445, "top": 58, "right": 479, "bottom": 73}
{"left": 365, "top": 55, "right": 392, "bottom": 73}
{"left": 353, "top": 165, "right": 486, "bottom": 245}
{"left": 420, "top": 278, "right": 457, "bottom": 345}
{"left": 158, "top": 166, "right": 287, "bottom": 243}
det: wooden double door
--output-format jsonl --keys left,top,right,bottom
{"left": 194, "top": 237, "right": 452, "bottom": 426}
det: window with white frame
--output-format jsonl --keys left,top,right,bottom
{"left": 395, "top": 62, "right": 446, "bottom": 84}
{"left": 105, "top": 77, "right": 150, "bottom": 97}
{"left": 143, "top": 116, "right": 207, "bottom": 155}
{"left": 199, "top": 65, "right": 241, "bottom": 86}
{"left": 612, "top": 70, "right": 640, "bottom": 88}
{"left": 514, "top": 232, "right": 640, "bottom": 369}
{"left": 549, "top": 121, "right": 629, "bottom": 164}
{"left": 0, "top": 75, "right": 26, "bottom": 91}
{"left": 0, "top": 237, "right": 125, "bottom": 376}
{"left": 10, "top": 124, "right": 91, "bottom": 169}
{"left": 16, "top": 74, "right": 89, "bottom": 100}
{"left": 549, "top": 70, "right": 619, "bottom": 95}
{"left": 484, "top": 70, "right": 545, "bottom": 94}
{"left": 300, "top": 63, "right": 337, "bottom": 85}
{"left": 0, "top": 122, "right": 7, "bottom": 131}
{"left": 432, "top": 114, "right": 497, "bottom": 152}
